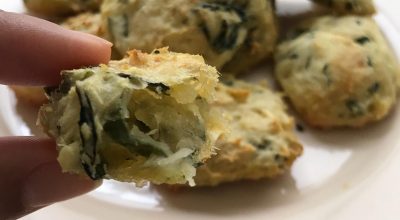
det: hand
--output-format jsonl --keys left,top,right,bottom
{"left": 0, "top": 11, "right": 112, "bottom": 219}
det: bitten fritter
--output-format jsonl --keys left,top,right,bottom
{"left": 194, "top": 80, "right": 302, "bottom": 186}
{"left": 101, "top": 0, "right": 277, "bottom": 73}
{"left": 24, "top": 0, "right": 102, "bottom": 17}
{"left": 275, "top": 16, "right": 400, "bottom": 128}
{"left": 38, "top": 48, "right": 224, "bottom": 186}
{"left": 311, "top": 0, "right": 376, "bottom": 15}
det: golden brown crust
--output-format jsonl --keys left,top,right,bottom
{"left": 61, "top": 12, "right": 103, "bottom": 36}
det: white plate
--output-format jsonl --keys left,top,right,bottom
{"left": 1, "top": 0, "right": 400, "bottom": 219}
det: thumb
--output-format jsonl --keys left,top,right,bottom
{"left": 0, "top": 137, "right": 100, "bottom": 219}
{"left": 21, "top": 161, "right": 101, "bottom": 214}
{"left": 0, "top": 11, "right": 112, "bottom": 86}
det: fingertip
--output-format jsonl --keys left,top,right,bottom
{"left": 21, "top": 162, "right": 101, "bottom": 209}
{"left": 65, "top": 29, "right": 113, "bottom": 64}
{"left": 0, "top": 12, "right": 113, "bottom": 86}
{"left": 41, "top": 29, "right": 113, "bottom": 85}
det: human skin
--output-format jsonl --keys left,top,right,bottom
{"left": 0, "top": 11, "right": 112, "bottom": 219}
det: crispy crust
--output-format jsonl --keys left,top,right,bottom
{"left": 61, "top": 12, "right": 103, "bottom": 36}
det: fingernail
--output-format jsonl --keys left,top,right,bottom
{"left": 22, "top": 162, "right": 101, "bottom": 209}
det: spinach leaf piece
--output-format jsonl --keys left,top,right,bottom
{"left": 104, "top": 119, "right": 169, "bottom": 157}
{"left": 76, "top": 86, "right": 106, "bottom": 180}
{"left": 368, "top": 82, "right": 380, "bottom": 94}
{"left": 346, "top": 99, "right": 364, "bottom": 117}
{"left": 354, "top": 36, "right": 370, "bottom": 45}
{"left": 194, "top": 2, "right": 246, "bottom": 53}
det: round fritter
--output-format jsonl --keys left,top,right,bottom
{"left": 276, "top": 28, "right": 398, "bottom": 128}
{"left": 39, "top": 48, "right": 224, "bottom": 186}
{"left": 194, "top": 80, "right": 302, "bottom": 186}
{"left": 101, "top": 0, "right": 277, "bottom": 73}
{"left": 24, "top": 0, "right": 102, "bottom": 17}
{"left": 311, "top": 0, "right": 375, "bottom": 15}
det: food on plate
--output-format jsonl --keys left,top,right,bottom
{"left": 194, "top": 80, "right": 303, "bottom": 186}
{"left": 10, "top": 86, "right": 47, "bottom": 106}
{"left": 275, "top": 16, "right": 400, "bottom": 128}
{"left": 101, "top": 0, "right": 277, "bottom": 73}
{"left": 38, "top": 48, "right": 224, "bottom": 186}
{"left": 61, "top": 12, "right": 103, "bottom": 36}
{"left": 24, "top": 0, "right": 102, "bottom": 17}
{"left": 311, "top": 0, "right": 376, "bottom": 15}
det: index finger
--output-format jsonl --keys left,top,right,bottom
{"left": 0, "top": 11, "right": 112, "bottom": 86}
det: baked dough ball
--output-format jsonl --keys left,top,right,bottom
{"left": 101, "top": 0, "right": 277, "bottom": 73}
{"left": 39, "top": 48, "right": 224, "bottom": 186}
{"left": 24, "top": 0, "right": 102, "bottom": 17}
{"left": 276, "top": 16, "right": 400, "bottom": 128}
{"left": 311, "top": 0, "right": 376, "bottom": 15}
{"left": 194, "top": 80, "right": 302, "bottom": 186}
